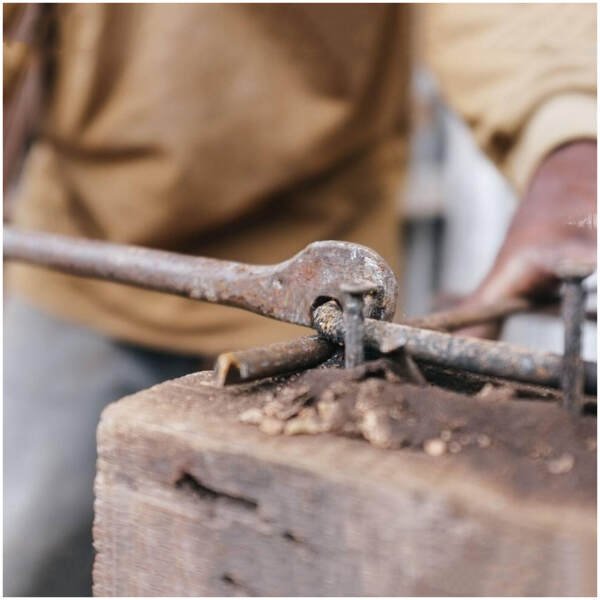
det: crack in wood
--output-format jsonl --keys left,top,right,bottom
{"left": 281, "top": 529, "right": 316, "bottom": 554}
{"left": 221, "top": 572, "right": 255, "bottom": 596}
{"left": 174, "top": 472, "right": 258, "bottom": 512}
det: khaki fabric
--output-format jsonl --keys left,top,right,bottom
{"left": 6, "top": 3, "right": 596, "bottom": 355}
{"left": 3, "top": 4, "right": 30, "bottom": 97}
{"left": 422, "top": 3, "right": 596, "bottom": 192}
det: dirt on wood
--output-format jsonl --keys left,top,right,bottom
{"left": 235, "top": 358, "right": 596, "bottom": 506}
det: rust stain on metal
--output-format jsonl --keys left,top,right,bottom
{"left": 408, "top": 297, "right": 534, "bottom": 331}
{"left": 312, "top": 301, "right": 596, "bottom": 394}
{"left": 559, "top": 269, "right": 590, "bottom": 412}
{"left": 215, "top": 336, "right": 335, "bottom": 386}
{"left": 5, "top": 227, "right": 597, "bottom": 397}
{"left": 339, "top": 281, "right": 376, "bottom": 369}
{"left": 4, "top": 227, "right": 398, "bottom": 327}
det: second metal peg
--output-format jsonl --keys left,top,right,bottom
{"left": 557, "top": 262, "right": 594, "bottom": 413}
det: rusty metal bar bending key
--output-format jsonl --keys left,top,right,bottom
{"left": 3, "top": 226, "right": 398, "bottom": 327}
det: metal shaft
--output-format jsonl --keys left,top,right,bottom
{"left": 214, "top": 297, "right": 560, "bottom": 385}
{"left": 313, "top": 301, "right": 596, "bottom": 394}
{"left": 3, "top": 226, "right": 398, "bottom": 327}
{"left": 4, "top": 226, "right": 213, "bottom": 297}
{"left": 340, "top": 282, "right": 375, "bottom": 369}
{"left": 408, "top": 297, "right": 533, "bottom": 331}
{"left": 214, "top": 336, "right": 335, "bottom": 386}
{"left": 343, "top": 294, "right": 365, "bottom": 368}
{"left": 561, "top": 277, "right": 587, "bottom": 411}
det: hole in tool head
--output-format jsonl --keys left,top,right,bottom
{"left": 311, "top": 295, "right": 340, "bottom": 314}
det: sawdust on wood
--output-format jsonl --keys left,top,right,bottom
{"left": 236, "top": 359, "right": 596, "bottom": 505}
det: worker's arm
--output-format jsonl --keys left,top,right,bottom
{"left": 422, "top": 4, "right": 596, "bottom": 334}
{"left": 466, "top": 140, "right": 595, "bottom": 318}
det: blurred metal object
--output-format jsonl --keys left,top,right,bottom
{"left": 558, "top": 264, "right": 595, "bottom": 412}
{"left": 215, "top": 336, "right": 335, "bottom": 386}
{"left": 313, "top": 301, "right": 596, "bottom": 395}
{"left": 430, "top": 291, "right": 597, "bottom": 323}
{"left": 4, "top": 226, "right": 398, "bottom": 327}
{"left": 340, "top": 281, "right": 376, "bottom": 369}
{"left": 408, "top": 297, "right": 533, "bottom": 331}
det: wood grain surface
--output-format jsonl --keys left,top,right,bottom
{"left": 93, "top": 371, "right": 596, "bottom": 596}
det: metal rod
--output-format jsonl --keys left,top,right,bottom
{"left": 560, "top": 276, "right": 587, "bottom": 412}
{"left": 4, "top": 226, "right": 213, "bottom": 296}
{"left": 218, "top": 295, "right": 597, "bottom": 388}
{"left": 3, "top": 226, "right": 397, "bottom": 327}
{"left": 340, "top": 282, "right": 374, "bottom": 369}
{"left": 214, "top": 336, "right": 335, "bottom": 386}
{"left": 313, "top": 301, "right": 596, "bottom": 394}
{"left": 407, "top": 297, "right": 533, "bottom": 331}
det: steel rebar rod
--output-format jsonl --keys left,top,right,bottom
{"left": 215, "top": 336, "right": 335, "bottom": 386}
{"left": 313, "top": 301, "right": 596, "bottom": 394}
{"left": 407, "top": 297, "right": 533, "bottom": 331}
{"left": 215, "top": 297, "right": 597, "bottom": 387}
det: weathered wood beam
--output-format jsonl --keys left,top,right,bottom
{"left": 93, "top": 371, "right": 595, "bottom": 596}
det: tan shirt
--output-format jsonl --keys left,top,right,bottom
{"left": 5, "top": 4, "right": 596, "bottom": 355}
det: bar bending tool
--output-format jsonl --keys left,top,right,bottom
{"left": 3, "top": 226, "right": 596, "bottom": 401}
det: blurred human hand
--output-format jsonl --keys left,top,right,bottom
{"left": 458, "top": 140, "right": 597, "bottom": 339}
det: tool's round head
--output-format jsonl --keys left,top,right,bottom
{"left": 264, "top": 240, "right": 398, "bottom": 327}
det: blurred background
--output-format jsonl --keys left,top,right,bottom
{"left": 401, "top": 65, "right": 597, "bottom": 360}
{"left": 5, "top": 61, "right": 597, "bottom": 359}
{"left": 3, "top": 6, "right": 596, "bottom": 596}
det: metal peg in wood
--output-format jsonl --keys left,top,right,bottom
{"left": 557, "top": 262, "right": 594, "bottom": 413}
{"left": 340, "top": 281, "right": 376, "bottom": 369}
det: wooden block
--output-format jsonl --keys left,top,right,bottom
{"left": 93, "top": 371, "right": 596, "bottom": 596}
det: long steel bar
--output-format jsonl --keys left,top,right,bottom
{"left": 215, "top": 297, "right": 597, "bottom": 386}
{"left": 313, "top": 301, "right": 596, "bottom": 394}
{"left": 4, "top": 226, "right": 214, "bottom": 295}
{"left": 408, "top": 297, "right": 533, "bottom": 331}
{"left": 214, "top": 297, "right": 530, "bottom": 385}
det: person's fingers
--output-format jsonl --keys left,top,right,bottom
{"left": 453, "top": 142, "right": 596, "bottom": 341}
{"left": 454, "top": 241, "right": 596, "bottom": 340}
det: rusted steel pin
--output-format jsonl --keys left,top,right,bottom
{"left": 558, "top": 263, "right": 593, "bottom": 413}
{"left": 340, "top": 281, "right": 376, "bottom": 369}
